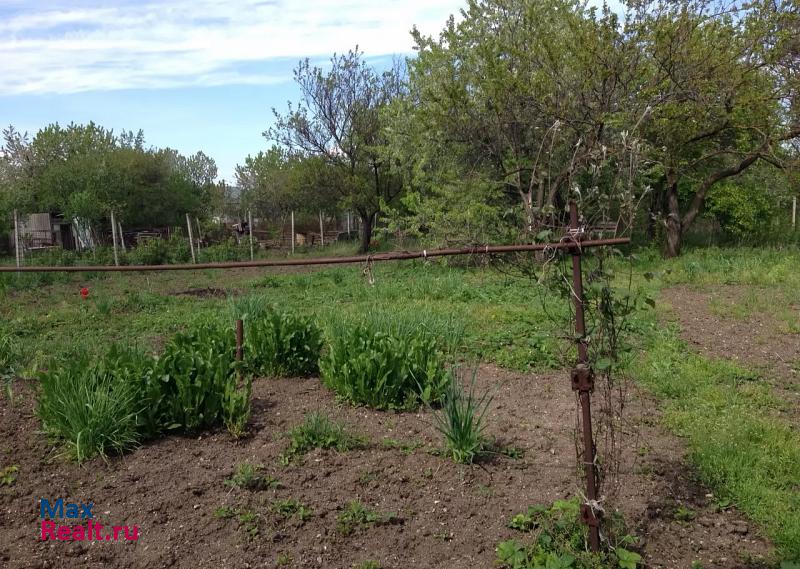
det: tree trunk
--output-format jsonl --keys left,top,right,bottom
{"left": 358, "top": 212, "right": 375, "bottom": 254}
{"left": 664, "top": 180, "right": 682, "bottom": 258}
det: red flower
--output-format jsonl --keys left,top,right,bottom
{"left": 80, "top": 287, "right": 89, "bottom": 299}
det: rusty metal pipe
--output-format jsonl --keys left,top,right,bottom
{"left": 0, "top": 238, "right": 630, "bottom": 273}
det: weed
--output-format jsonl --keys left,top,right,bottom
{"left": 277, "top": 552, "right": 293, "bottom": 567}
{"left": 1, "top": 465, "right": 19, "bottom": 486}
{"left": 381, "top": 438, "right": 423, "bottom": 455}
{"left": 673, "top": 505, "right": 696, "bottom": 523}
{"left": 353, "top": 561, "right": 380, "bottom": 569}
{"left": 214, "top": 506, "right": 236, "bottom": 519}
{"left": 224, "top": 462, "right": 279, "bottom": 491}
{"left": 272, "top": 498, "right": 312, "bottom": 522}
{"left": 238, "top": 510, "right": 260, "bottom": 538}
{"left": 336, "top": 501, "right": 395, "bottom": 536}
{"left": 432, "top": 370, "right": 493, "bottom": 464}
{"left": 282, "top": 413, "right": 365, "bottom": 462}
{"left": 497, "top": 498, "right": 641, "bottom": 569}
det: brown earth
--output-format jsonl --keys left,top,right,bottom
{"left": 0, "top": 365, "right": 773, "bottom": 569}
{"left": 660, "top": 285, "right": 800, "bottom": 416}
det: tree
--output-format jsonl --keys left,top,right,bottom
{"left": 397, "top": 0, "right": 647, "bottom": 243}
{"left": 630, "top": 0, "right": 800, "bottom": 256}
{"left": 268, "top": 49, "right": 406, "bottom": 252}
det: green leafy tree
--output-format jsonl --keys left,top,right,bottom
{"left": 268, "top": 49, "right": 406, "bottom": 252}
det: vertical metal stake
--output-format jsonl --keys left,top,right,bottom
{"left": 186, "top": 213, "right": 196, "bottom": 264}
{"left": 110, "top": 210, "right": 120, "bottom": 266}
{"left": 569, "top": 201, "right": 601, "bottom": 551}
{"left": 290, "top": 211, "right": 295, "bottom": 255}
{"left": 13, "top": 208, "right": 21, "bottom": 271}
{"left": 248, "top": 210, "right": 254, "bottom": 261}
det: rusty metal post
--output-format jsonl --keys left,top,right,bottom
{"left": 569, "top": 201, "right": 601, "bottom": 551}
{"left": 235, "top": 319, "right": 244, "bottom": 363}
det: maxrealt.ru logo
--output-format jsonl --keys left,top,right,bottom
{"left": 39, "top": 498, "right": 139, "bottom": 541}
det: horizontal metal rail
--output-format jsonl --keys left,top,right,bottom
{"left": 0, "top": 237, "right": 630, "bottom": 273}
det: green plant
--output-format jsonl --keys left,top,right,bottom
{"left": 238, "top": 509, "right": 260, "bottom": 539}
{"left": 320, "top": 321, "right": 450, "bottom": 410}
{"left": 224, "top": 462, "right": 278, "bottom": 491}
{"left": 150, "top": 320, "right": 238, "bottom": 431}
{"left": 0, "top": 465, "right": 19, "bottom": 486}
{"left": 497, "top": 498, "right": 640, "bottom": 569}
{"left": 336, "top": 501, "right": 394, "bottom": 536}
{"left": 214, "top": 505, "right": 236, "bottom": 519}
{"left": 272, "top": 498, "right": 312, "bottom": 522}
{"left": 239, "top": 301, "right": 322, "bottom": 378}
{"left": 37, "top": 349, "right": 145, "bottom": 461}
{"left": 282, "top": 413, "right": 364, "bottom": 462}
{"left": 673, "top": 505, "right": 696, "bottom": 523}
{"left": 277, "top": 552, "right": 293, "bottom": 566}
{"left": 223, "top": 372, "right": 252, "bottom": 438}
{"left": 432, "top": 370, "right": 493, "bottom": 463}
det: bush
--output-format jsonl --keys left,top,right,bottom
{"left": 37, "top": 348, "right": 147, "bottom": 461}
{"left": 199, "top": 238, "right": 251, "bottom": 263}
{"left": 433, "top": 370, "right": 493, "bottom": 464}
{"left": 232, "top": 297, "right": 323, "bottom": 377}
{"left": 126, "top": 235, "right": 191, "bottom": 265}
{"left": 320, "top": 322, "right": 450, "bottom": 410}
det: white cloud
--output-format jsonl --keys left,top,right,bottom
{"left": 0, "top": 0, "right": 464, "bottom": 95}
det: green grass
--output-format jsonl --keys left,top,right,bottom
{"left": 635, "top": 324, "right": 800, "bottom": 559}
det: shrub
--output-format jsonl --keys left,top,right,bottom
{"left": 232, "top": 297, "right": 323, "bottom": 377}
{"left": 126, "top": 235, "right": 191, "bottom": 265}
{"left": 199, "top": 238, "right": 251, "bottom": 262}
{"left": 320, "top": 322, "right": 450, "bottom": 410}
{"left": 37, "top": 348, "right": 146, "bottom": 461}
{"left": 433, "top": 370, "right": 493, "bottom": 464}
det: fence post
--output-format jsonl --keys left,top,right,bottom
{"left": 569, "top": 201, "right": 601, "bottom": 552}
{"left": 110, "top": 211, "right": 120, "bottom": 266}
{"left": 118, "top": 221, "right": 126, "bottom": 252}
{"left": 290, "top": 211, "right": 295, "bottom": 255}
{"left": 13, "top": 209, "right": 21, "bottom": 271}
{"left": 793, "top": 197, "right": 797, "bottom": 231}
{"left": 319, "top": 211, "right": 325, "bottom": 247}
{"left": 186, "top": 213, "right": 196, "bottom": 263}
{"left": 248, "top": 210, "right": 254, "bottom": 261}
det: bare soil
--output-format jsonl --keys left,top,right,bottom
{"left": 660, "top": 285, "right": 800, "bottom": 415}
{"left": 0, "top": 365, "right": 773, "bottom": 569}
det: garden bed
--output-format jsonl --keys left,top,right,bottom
{"left": 0, "top": 365, "right": 773, "bottom": 569}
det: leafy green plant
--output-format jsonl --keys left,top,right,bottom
{"left": 223, "top": 371, "right": 252, "bottom": 438}
{"left": 245, "top": 306, "right": 322, "bottom": 378}
{"left": 321, "top": 321, "right": 450, "bottom": 410}
{"left": 432, "top": 370, "right": 493, "bottom": 463}
{"left": 214, "top": 505, "right": 236, "bottom": 519}
{"left": 224, "top": 462, "right": 278, "bottom": 491}
{"left": 336, "top": 501, "right": 395, "bottom": 536}
{"left": 282, "top": 412, "right": 364, "bottom": 462}
{"left": 150, "top": 321, "right": 238, "bottom": 431}
{"left": 272, "top": 498, "right": 313, "bottom": 522}
{"left": 0, "top": 465, "right": 19, "bottom": 486}
{"left": 497, "top": 498, "right": 641, "bottom": 569}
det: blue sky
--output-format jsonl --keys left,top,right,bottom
{"left": 0, "top": 0, "right": 466, "bottom": 182}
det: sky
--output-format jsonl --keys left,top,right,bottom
{"left": 0, "top": 0, "right": 467, "bottom": 183}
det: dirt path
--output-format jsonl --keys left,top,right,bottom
{"left": 0, "top": 365, "right": 772, "bottom": 569}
